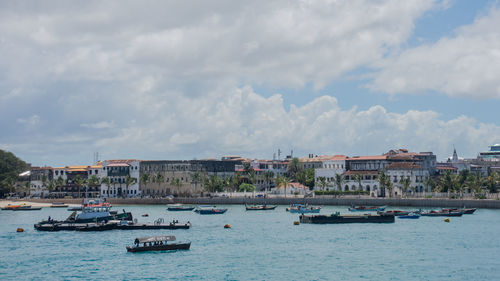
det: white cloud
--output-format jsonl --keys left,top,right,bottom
{"left": 370, "top": 6, "right": 500, "bottom": 99}
{"left": 17, "top": 115, "right": 40, "bottom": 127}
{"left": 81, "top": 121, "right": 115, "bottom": 129}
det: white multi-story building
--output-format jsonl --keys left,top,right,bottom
{"left": 100, "top": 160, "right": 140, "bottom": 198}
{"left": 304, "top": 155, "right": 347, "bottom": 190}
{"left": 385, "top": 162, "right": 430, "bottom": 196}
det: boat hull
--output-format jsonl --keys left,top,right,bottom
{"left": 421, "top": 212, "right": 463, "bottom": 217}
{"left": 13, "top": 207, "right": 42, "bottom": 211}
{"left": 195, "top": 209, "right": 227, "bottom": 214}
{"left": 300, "top": 214, "right": 395, "bottom": 224}
{"left": 289, "top": 208, "right": 320, "bottom": 214}
{"left": 245, "top": 205, "right": 277, "bottom": 211}
{"left": 167, "top": 207, "right": 195, "bottom": 211}
{"left": 126, "top": 242, "right": 191, "bottom": 252}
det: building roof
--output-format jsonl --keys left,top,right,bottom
{"left": 276, "top": 182, "right": 307, "bottom": 189}
{"left": 300, "top": 155, "right": 348, "bottom": 162}
{"left": 385, "top": 162, "right": 423, "bottom": 170}
{"left": 348, "top": 155, "right": 388, "bottom": 161}
{"left": 436, "top": 166, "right": 458, "bottom": 171}
{"left": 107, "top": 163, "right": 130, "bottom": 167}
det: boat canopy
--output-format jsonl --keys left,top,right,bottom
{"left": 136, "top": 236, "right": 176, "bottom": 243}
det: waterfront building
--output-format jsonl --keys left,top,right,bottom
{"left": 26, "top": 167, "right": 52, "bottom": 197}
{"left": 343, "top": 170, "right": 379, "bottom": 196}
{"left": 139, "top": 159, "right": 241, "bottom": 196}
{"left": 52, "top": 163, "right": 103, "bottom": 198}
{"left": 100, "top": 160, "right": 140, "bottom": 198}
{"left": 302, "top": 155, "right": 347, "bottom": 190}
{"left": 385, "top": 162, "right": 430, "bottom": 196}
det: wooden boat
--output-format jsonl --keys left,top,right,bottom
{"left": 441, "top": 208, "right": 476, "bottom": 214}
{"left": 378, "top": 210, "right": 410, "bottom": 216}
{"left": 245, "top": 204, "right": 277, "bottom": 211}
{"left": 420, "top": 210, "right": 463, "bottom": 217}
{"left": 348, "top": 205, "right": 386, "bottom": 212}
{"left": 300, "top": 212, "right": 395, "bottom": 224}
{"left": 398, "top": 213, "right": 420, "bottom": 219}
{"left": 50, "top": 202, "right": 69, "bottom": 208}
{"left": 126, "top": 236, "right": 190, "bottom": 252}
{"left": 13, "top": 206, "right": 42, "bottom": 211}
{"left": 167, "top": 204, "right": 195, "bottom": 211}
{"left": 194, "top": 206, "right": 227, "bottom": 214}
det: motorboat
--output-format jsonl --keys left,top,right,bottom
{"left": 288, "top": 204, "right": 321, "bottom": 214}
{"left": 50, "top": 202, "right": 69, "bottom": 208}
{"left": 245, "top": 203, "right": 277, "bottom": 211}
{"left": 398, "top": 213, "right": 421, "bottom": 219}
{"left": 126, "top": 235, "right": 191, "bottom": 252}
{"left": 194, "top": 206, "right": 227, "bottom": 214}
{"left": 348, "top": 205, "right": 386, "bottom": 212}
{"left": 167, "top": 204, "right": 195, "bottom": 211}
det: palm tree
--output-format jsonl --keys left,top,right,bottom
{"left": 467, "top": 172, "right": 486, "bottom": 197}
{"left": 88, "top": 175, "right": 100, "bottom": 198}
{"left": 335, "top": 174, "right": 344, "bottom": 191}
{"left": 101, "top": 177, "right": 111, "bottom": 197}
{"left": 73, "top": 175, "right": 87, "bottom": 198}
{"left": 263, "top": 171, "right": 274, "bottom": 193}
{"left": 318, "top": 177, "right": 328, "bottom": 191}
{"left": 276, "top": 175, "right": 290, "bottom": 197}
{"left": 24, "top": 181, "right": 30, "bottom": 197}
{"left": 386, "top": 177, "right": 393, "bottom": 198}
{"left": 377, "top": 171, "right": 387, "bottom": 197}
{"left": 172, "top": 178, "right": 183, "bottom": 194}
{"left": 140, "top": 173, "right": 149, "bottom": 196}
{"left": 191, "top": 171, "right": 202, "bottom": 193}
{"left": 124, "top": 175, "right": 137, "bottom": 198}
{"left": 287, "top": 157, "right": 302, "bottom": 181}
{"left": 46, "top": 179, "right": 56, "bottom": 196}
{"left": 204, "top": 175, "right": 222, "bottom": 193}
{"left": 354, "top": 174, "right": 363, "bottom": 192}
{"left": 154, "top": 172, "right": 163, "bottom": 195}
{"left": 400, "top": 177, "right": 411, "bottom": 198}
{"left": 424, "top": 176, "right": 433, "bottom": 197}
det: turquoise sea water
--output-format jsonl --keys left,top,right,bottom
{"left": 1, "top": 205, "right": 500, "bottom": 280}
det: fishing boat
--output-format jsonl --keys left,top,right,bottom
{"left": 50, "top": 202, "right": 69, "bottom": 208}
{"left": 378, "top": 210, "right": 411, "bottom": 216}
{"left": 13, "top": 205, "right": 42, "bottom": 211}
{"left": 288, "top": 204, "right": 321, "bottom": 214}
{"left": 194, "top": 206, "right": 227, "bottom": 214}
{"left": 420, "top": 210, "right": 463, "bottom": 217}
{"left": 245, "top": 203, "right": 277, "bottom": 211}
{"left": 348, "top": 205, "right": 386, "bottom": 212}
{"left": 398, "top": 213, "right": 420, "bottom": 219}
{"left": 300, "top": 212, "right": 395, "bottom": 224}
{"left": 126, "top": 235, "right": 191, "bottom": 253}
{"left": 167, "top": 204, "right": 195, "bottom": 211}
{"left": 441, "top": 208, "right": 477, "bottom": 214}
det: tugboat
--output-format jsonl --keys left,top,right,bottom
{"left": 126, "top": 235, "right": 191, "bottom": 252}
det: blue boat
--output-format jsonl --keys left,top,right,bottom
{"left": 194, "top": 206, "right": 228, "bottom": 215}
{"left": 288, "top": 205, "right": 321, "bottom": 214}
{"left": 398, "top": 213, "right": 421, "bottom": 219}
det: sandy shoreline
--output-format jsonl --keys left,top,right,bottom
{"left": 0, "top": 200, "right": 79, "bottom": 208}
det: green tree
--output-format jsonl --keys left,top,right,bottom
{"left": 467, "top": 172, "right": 486, "bottom": 197}
{"left": 172, "top": 178, "right": 183, "bottom": 194}
{"left": 335, "top": 173, "right": 344, "bottom": 191}
{"left": 204, "top": 175, "right": 223, "bottom": 193}
{"left": 124, "top": 175, "right": 137, "bottom": 198}
{"left": 263, "top": 171, "right": 275, "bottom": 193}
{"left": 297, "top": 168, "right": 315, "bottom": 190}
{"left": 101, "top": 177, "right": 111, "bottom": 197}
{"left": 238, "top": 183, "right": 256, "bottom": 192}
{"left": 154, "top": 172, "right": 163, "bottom": 194}
{"left": 73, "top": 175, "right": 87, "bottom": 198}
{"left": 191, "top": 171, "right": 202, "bottom": 193}
{"left": 424, "top": 176, "right": 433, "bottom": 196}
{"left": 276, "top": 175, "right": 290, "bottom": 197}
{"left": 287, "top": 157, "right": 302, "bottom": 181}
{"left": 354, "top": 174, "right": 363, "bottom": 191}
{"left": 318, "top": 177, "right": 328, "bottom": 191}
{"left": 400, "top": 177, "right": 411, "bottom": 197}
{"left": 0, "top": 149, "right": 29, "bottom": 197}
{"left": 486, "top": 172, "right": 499, "bottom": 193}
{"left": 377, "top": 171, "right": 387, "bottom": 196}
{"left": 386, "top": 177, "right": 394, "bottom": 198}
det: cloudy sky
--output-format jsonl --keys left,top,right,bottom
{"left": 1, "top": 0, "right": 499, "bottom": 166}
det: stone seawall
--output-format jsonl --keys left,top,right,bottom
{"left": 23, "top": 197, "right": 500, "bottom": 208}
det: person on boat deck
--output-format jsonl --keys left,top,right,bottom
{"left": 48, "top": 216, "right": 51, "bottom": 222}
